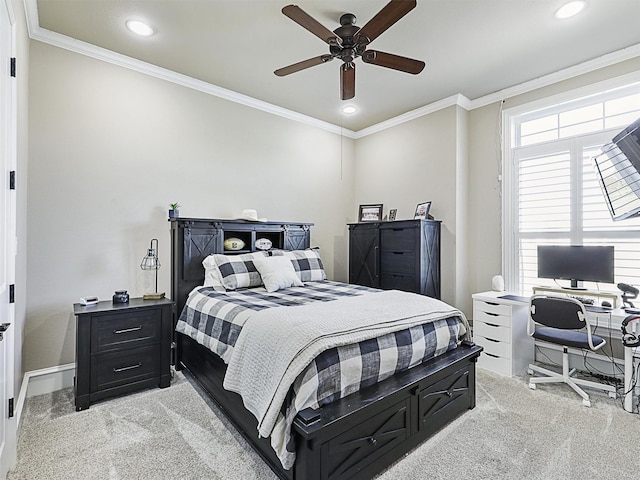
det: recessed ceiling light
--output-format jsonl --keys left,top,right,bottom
{"left": 126, "top": 19, "right": 155, "bottom": 36}
{"left": 342, "top": 105, "right": 357, "bottom": 114}
{"left": 555, "top": 1, "right": 586, "bottom": 19}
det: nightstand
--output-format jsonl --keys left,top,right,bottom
{"left": 73, "top": 297, "right": 174, "bottom": 411}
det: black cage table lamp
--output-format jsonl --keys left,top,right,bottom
{"left": 140, "top": 238, "right": 165, "bottom": 300}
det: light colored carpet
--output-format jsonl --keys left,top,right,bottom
{"left": 7, "top": 368, "right": 640, "bottom": 480}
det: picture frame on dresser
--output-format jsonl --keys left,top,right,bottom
{"left": 358, "top": 203, "right": 383, "bottom": 222}
{"left": 414, "top": 201, "right": 431, "bottom": 220}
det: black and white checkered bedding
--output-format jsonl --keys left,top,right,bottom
{"left": 176, "top": 280, "right": 377, "bottom": 362}
{"left": 176, "top": 280, "right": 466, "bottom": 469}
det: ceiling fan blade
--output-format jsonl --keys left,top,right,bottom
{"left": 356, "top": 0, "right": 417, "bottom": 45}
{"left": 362, "top": 50, "right": 425, "bottom": 74}
{"left": 282, "top": 5, "right": 342, "bottom": 46}
{"left": 341, "top": 63, "right": 355, "bottom": 100}
{"left": 274, "top": 55, "right": 334, "bottom": 77}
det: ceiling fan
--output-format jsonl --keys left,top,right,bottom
{"left": 274, "top": 0, "right": 426, "bottom": 100}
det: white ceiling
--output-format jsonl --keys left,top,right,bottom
{"left": 33, "top": 0, "right": 640, "bottom": 132}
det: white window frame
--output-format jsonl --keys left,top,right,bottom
{"left": 502, "top": 73, "right": 640, "bottom": 293}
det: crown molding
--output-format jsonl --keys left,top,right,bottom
{"left": 24, "top": 0, "right": 640, "bottom": 139}
{"left": 353, "top": 94, "right": 471, "bottom": 138}
{"left": 467, "top": 43, "right": 640, "bottom": 110}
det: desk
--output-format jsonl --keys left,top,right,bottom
{"left": 472, "top": 291, "right": 638, "bottom": 413}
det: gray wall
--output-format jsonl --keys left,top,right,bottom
{"left": 26, "top": 41, "right": 355, "bottom": 371}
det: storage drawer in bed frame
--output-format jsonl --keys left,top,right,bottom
{"left": 179, "top": 333, "right": 482, "bottom": 480}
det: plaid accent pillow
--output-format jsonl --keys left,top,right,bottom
{"left": 270, "top": 249, "right": 327, "bottom": 282}
{"left": 202, "top": 252, "right": 268, "bottom": 291}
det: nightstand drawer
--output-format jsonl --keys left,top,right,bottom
{"left": 92, "top": 309, "right": 161, "bottom": 352}
{"left": 92, "top": 345, "right": 160, "bottom": 391}
{"left": 473, "top": 321, "right": 511, "bottom": 343}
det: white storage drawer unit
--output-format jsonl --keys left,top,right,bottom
{"left": 472, "top": 292, "right": 534, "bottom": 377}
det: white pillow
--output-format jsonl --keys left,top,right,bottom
{"left": 253, "top": 256, "right": 304, "bottom": 293}
{"left": 202, "top": 256, "right": 226, "bottom": 292}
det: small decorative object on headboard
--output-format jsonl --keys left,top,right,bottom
{"left": 255, "top": 238, "right": 273, "bottom": 250}
{"left": 224, "top": 237, "right": 246, "bottom": 251}
{"left": 169, "top": 202, "right": 181, "bottom": 219}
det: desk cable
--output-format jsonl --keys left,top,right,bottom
{"left": 584, "top": 314, "right": 624, "bottom": 386}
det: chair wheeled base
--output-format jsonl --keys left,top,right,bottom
{"left": 528, "top": 346, "right": 616, "bottom": 407}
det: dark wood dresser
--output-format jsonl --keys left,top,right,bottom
{"left": 73, "top": 297, "right": 173, "bottom": 410}
{"left": 348, "top": 219, "right": 441, "bottom": 298}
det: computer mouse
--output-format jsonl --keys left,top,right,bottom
{"left": 601, "top": 300, "right": 612, "bottom": 308}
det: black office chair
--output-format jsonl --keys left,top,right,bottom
{"left": 527, "top": 295, "right": 616, "bottom": 407}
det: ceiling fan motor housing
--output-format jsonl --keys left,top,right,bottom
{"left": 332, "top": 13, "right": 367, "bottom": 63}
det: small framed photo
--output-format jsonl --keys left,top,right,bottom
{"left": 358, "top": 204, "right": 383, "bottom": 222}
{"left": 388, "top": 209, "right": 397, "bottom": 221}
{"left": 414, "top": 201, "right": 431, "bottom": 220}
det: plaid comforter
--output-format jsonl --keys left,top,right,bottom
{"left": 175, "top": 281, "right": 466, "bottom": 469}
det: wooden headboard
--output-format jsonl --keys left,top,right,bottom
{"left": 169, "top": 217, "right": 313, "bottom": 318}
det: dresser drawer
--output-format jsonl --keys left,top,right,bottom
{"left": 380, "top": 251, "right": 416, "bottom": 274}
{"left": 473, "top": 321, "right": 511, "bottom": 343}
{"left": 477, "top": 350, "right": 511, "bottom": 376}
{"left": 474, "top": 309, "right": 511, "bottom": 328}
{"left": 91, "top": 345, "right": 160, "bottom": 392}
{"left": 380, "top": 273, "right": 418, "bottom": 293}
{"left": 474, "top": 334, "right": 511, "bottom": 358}
{"left": 380, "top": 227, "right": 417, "bottom": 251}
{"left": 474, "top": 300, "right": 512, "bottom": 317}
{"left": 92, "top": 309, "right": 161, "bottom": 352}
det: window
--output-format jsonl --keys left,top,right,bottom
{"left": 504, "top": 81, "right": 640, "bottom": 294}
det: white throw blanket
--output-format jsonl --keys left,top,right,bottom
{"left": 222, "top": 290, "right": 468, "bottom": 439}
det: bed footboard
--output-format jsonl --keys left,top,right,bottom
{"left": 178, "top": 333, "right": 482, "bottom": 480}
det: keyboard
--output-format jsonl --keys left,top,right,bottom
{"left": 570, "top": 295, "right": 595, "bottom": 305}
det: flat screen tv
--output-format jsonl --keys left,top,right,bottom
{"left": 613, "top": 116, "right": 640, "bottom": 173}
{"left": 537, "top": 245, "right": 615, "bottom": 288}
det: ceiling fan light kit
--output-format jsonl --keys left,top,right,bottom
{"left": 275, "top": 0, "right": 426, "bottom": 100}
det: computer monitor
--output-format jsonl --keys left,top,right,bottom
{"left": 537, "top": 245, "right": 615, "bottom": 289}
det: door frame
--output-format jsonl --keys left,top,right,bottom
{"left": 0, "top": 0, "right": 17, "bottom": 476}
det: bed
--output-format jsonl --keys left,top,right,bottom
{"left": 170, "top": 218, "right": 482, "bottom": 480}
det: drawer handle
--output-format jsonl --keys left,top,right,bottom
{"left": 485, "top": 302, "right": 499, "bottom": 306}
{"left": 113, "top": 362, "right": 142, "bottom": 373}
{"left": 485, "top": 322, "right": 500, "bottom": 328}
{"left": 484, "top": 353, "right": 499, "bottom": 359}
{"left": 113, "top": 326, "right": 142, "bottom": 334}
{"left": 368, "top": 437, "right": 377, "bottom": 446}
{"left": 485, "top": 337, "right": 500, "bottom": 343}
{"left": 484, "top": 312, "right": 498, "bottom": 317}
{"left": 392, "top": 251, "right": 404, "bottom": 255}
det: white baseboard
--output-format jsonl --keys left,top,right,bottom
{"left": 16, "top": 363, "right": 75, "bottom": 426}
